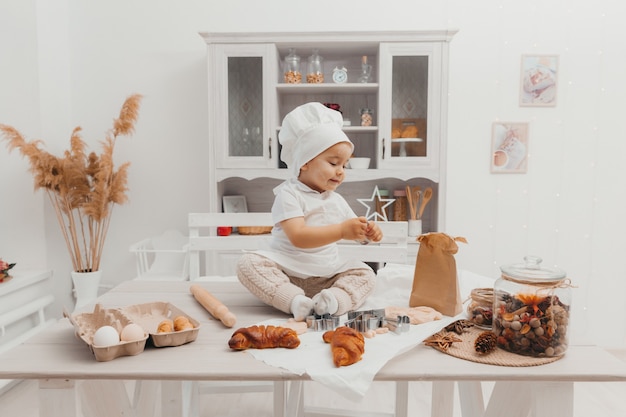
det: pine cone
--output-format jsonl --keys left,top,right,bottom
{"left": 474, "top": 331, "right": 497, "bottom": 354}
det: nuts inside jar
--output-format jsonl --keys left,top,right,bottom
{"left": 284, "top": 71, "right": 302, "bottom": 84}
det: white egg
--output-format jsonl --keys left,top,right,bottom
{"left": 120, "top": 323, "right": 145, "bottom": 342}
{"left": 92, "top": 325, "right": 120, "bottom": 347}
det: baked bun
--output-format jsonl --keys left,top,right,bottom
{"left": 322, "top": 326, "right": 365, "bottom": 367}
{"left": 174, "top": 316, "right": 194, "bottom": 331}
{"left": 157, "top": 319, "right": 174, "bottom": 333}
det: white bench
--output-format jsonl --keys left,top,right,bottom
{"left": 188, "top": 212, "right": 409, "bottom": 279}
{"left": 0, "top": 270, "right": 55, "bottom": 394}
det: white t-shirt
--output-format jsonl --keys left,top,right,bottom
{"left": 255, "top": 178, "right": 368, "bottom": 279}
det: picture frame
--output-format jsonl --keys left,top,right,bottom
{"left": 222, "top": 195, "right": 248, "bottom": 213}
{"left": 519, "top": 54, "right": 558, "bottom": 107}
{"left": 491, "top": 122, "right": 529, "bottom": 174}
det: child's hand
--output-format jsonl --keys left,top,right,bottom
{"left": 365, "top": 221, "right": 383, "bottom": 242}
{"left": 341, "top": 217, "right": 369, "bottom": 241}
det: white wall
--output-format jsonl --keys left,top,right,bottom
{"left": 1, "top": 0, "right": 624, "bottom": 348}
{"left": 0, "top": 0, "right": 46, "bottom": 269}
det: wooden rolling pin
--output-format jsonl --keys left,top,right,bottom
{"left": 190, "top": 284, "right": 237, "bottom": 328}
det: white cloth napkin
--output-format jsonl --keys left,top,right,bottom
{"left": 247, "top": 264, "right": 496, "bottom": 400}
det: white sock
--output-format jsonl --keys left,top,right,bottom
{"left": 290, "top": 295, "right": 313, "bottom": 321}
{"left": 312, "top": 289, "right": 338, "bottom": 316}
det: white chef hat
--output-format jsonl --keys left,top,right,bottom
{"left": 279, "top": 102, "right": 353, "bottom": 176}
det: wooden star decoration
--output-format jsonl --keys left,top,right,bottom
{"left": 357, "top": 185, "right": 395, "bottom": 221}
{"left": 423, "top": 330, "right": 462, "bottom": 351}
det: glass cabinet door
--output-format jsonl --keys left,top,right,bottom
{"left": 228, "top": 56, "right": 263, "bottom": 158}
{"left": 212, "top": 44, "right": 276, "bottom": 168}
{"left": 378, "top": 42, "right": 442, "bottom": 170}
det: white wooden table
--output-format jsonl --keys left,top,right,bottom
{"left": 0, "top": 279, "right": 625, "bottom": 417}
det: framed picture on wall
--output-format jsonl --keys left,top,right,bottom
{"left": 491, "top": 122, "right": 529, "bottom": 174}
{"left": 519, "top": 55, "right": 558, "bottom": 107}
{"left": 222, "top": 195, "right": 248, "bottom": 213}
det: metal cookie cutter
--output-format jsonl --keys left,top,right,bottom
{"left": 306, "top": 314, "right": 340, "bottom": 332}
{"left": 347, "top": 309, "right": 385, "bottom": 321}
{"left": 346, "top": 309, "right": 411, "bottom": 334}
{"left": 345, "top": 309, "right": 385, "bottom": 333}
{"left": 385, "top": 315, "right": 411, "bottom": 334}
{"left": 344, "top": 312, "right": 382, "bottom": 333}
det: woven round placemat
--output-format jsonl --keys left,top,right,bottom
{"left": 430, "top": 326, "right": 562, "bottom": 367}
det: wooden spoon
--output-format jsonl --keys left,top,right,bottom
{"left": 406, "top": 185, "right": 421, "bottom": 220}
{"left": 418, "top": 187, "right": 432, "bottom": 219}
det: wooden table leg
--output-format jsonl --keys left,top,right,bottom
{"left": 133, "top": 380, "right": 160, "bottom": 417}
{"left": 530, "top": 381, "right": 573, "bottom": 417}
{"left": 431, "top": 381, "right": 455, "bottom": 417}
{"left": 286, "top": 380, "right": 304, "bottom": 417}
{"left": 78, "top": 380, "right": 135, "bottom": 417}
{"left": 273, "top": 381, "right": 286, "bottom": 417}
{"left": 160, "top": 380, "right": 198, "bottom": 417}
{"left": 483, "top": 381, "right": 531, "bottom": 417}
{"left": 481, "top": 381, "right": 573, "bottom": 417}
{"left": 39, "top": 378, "right": 76, "bottom": 417}
{"left": 457, "top": 381, "right": 485, "bottom": 417}
{"left": 395, "top": 381, "right": 409, "bottom": 417}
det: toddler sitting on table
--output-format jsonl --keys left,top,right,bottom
{"left": 236, "top": 102, "right": 383, "bottom": 321}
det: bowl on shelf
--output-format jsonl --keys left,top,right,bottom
{"left": 348, "top": 157, "right": 370, "bottom": 169}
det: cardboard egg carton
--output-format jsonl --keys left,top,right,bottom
{"left": 65, "top": 302, "right": 200, "bottom": 361}
{"left": 125, "top": 301, "right": 200, "bottom": 348}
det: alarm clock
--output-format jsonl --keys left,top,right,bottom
{"left": 332, "top": 66, "right": 348, "bottom": 84}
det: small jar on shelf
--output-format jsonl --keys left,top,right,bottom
{"left": 306, "top": 49, "right": 324, "bottom": 84}
{"left": 392, "top": 189, "right": 408, "bottom": 221}
{"left": 357, "top": 55, "right": 372, "bottom": 83}
{"left": 284, "top": 48, "right": 302, "bottom": 84}
{"left": 360, "top": 108, "right": 373, "bottom": 126}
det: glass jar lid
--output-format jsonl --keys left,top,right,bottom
{"left": 500, "top": 255, "right": 566, "bottom": 283}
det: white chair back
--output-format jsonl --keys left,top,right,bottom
{"left": 188, "top": 212, "right": 274, "bottom": 280}
{"left": 129, "top": 229, "right": 189, "bottom": 280}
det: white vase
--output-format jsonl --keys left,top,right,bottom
{"left": 71, "top": 270, "right": 102, "bottom": 311}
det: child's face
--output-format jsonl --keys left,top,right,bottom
{"left": 298, "top": 142, "right": 352, "bottom": 193}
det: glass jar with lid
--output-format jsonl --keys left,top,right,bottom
{"left": 284, "top": 48, "right": 301, "bottom": 84}
{"left": 306, "top": 49, "right": 324, "bottom": 84}
{"left": 493, "top": 256, "right": 571, "bottom": 357}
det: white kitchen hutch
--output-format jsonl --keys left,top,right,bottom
{"left": 200, "top": 31, "right": 456, "bottom": 233}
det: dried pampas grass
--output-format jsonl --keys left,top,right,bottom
{"left": 1, "top": 94, "right": 143, "bottom": 273}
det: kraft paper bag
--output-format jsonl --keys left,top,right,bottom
{"left": 409, "top": 233, "right": 467, "bottom": 316}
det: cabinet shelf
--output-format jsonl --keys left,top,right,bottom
{"left": 276, "top": 83, "right": 379, "bottom": 95}
{"left": 343, "top": 126, "right": 377, "bottom": 133}
{"left": 277, "top": 125, "right": 377, "bottom": 133}
{"left": 215, "top": 168, "right": 440, "bottom": 183}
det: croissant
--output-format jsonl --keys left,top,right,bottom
{"left": 322, "top": 326, "right": 365, "bottom": 367}
{"left": 228, "top": 325, "right": 300, "bottom": 350}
